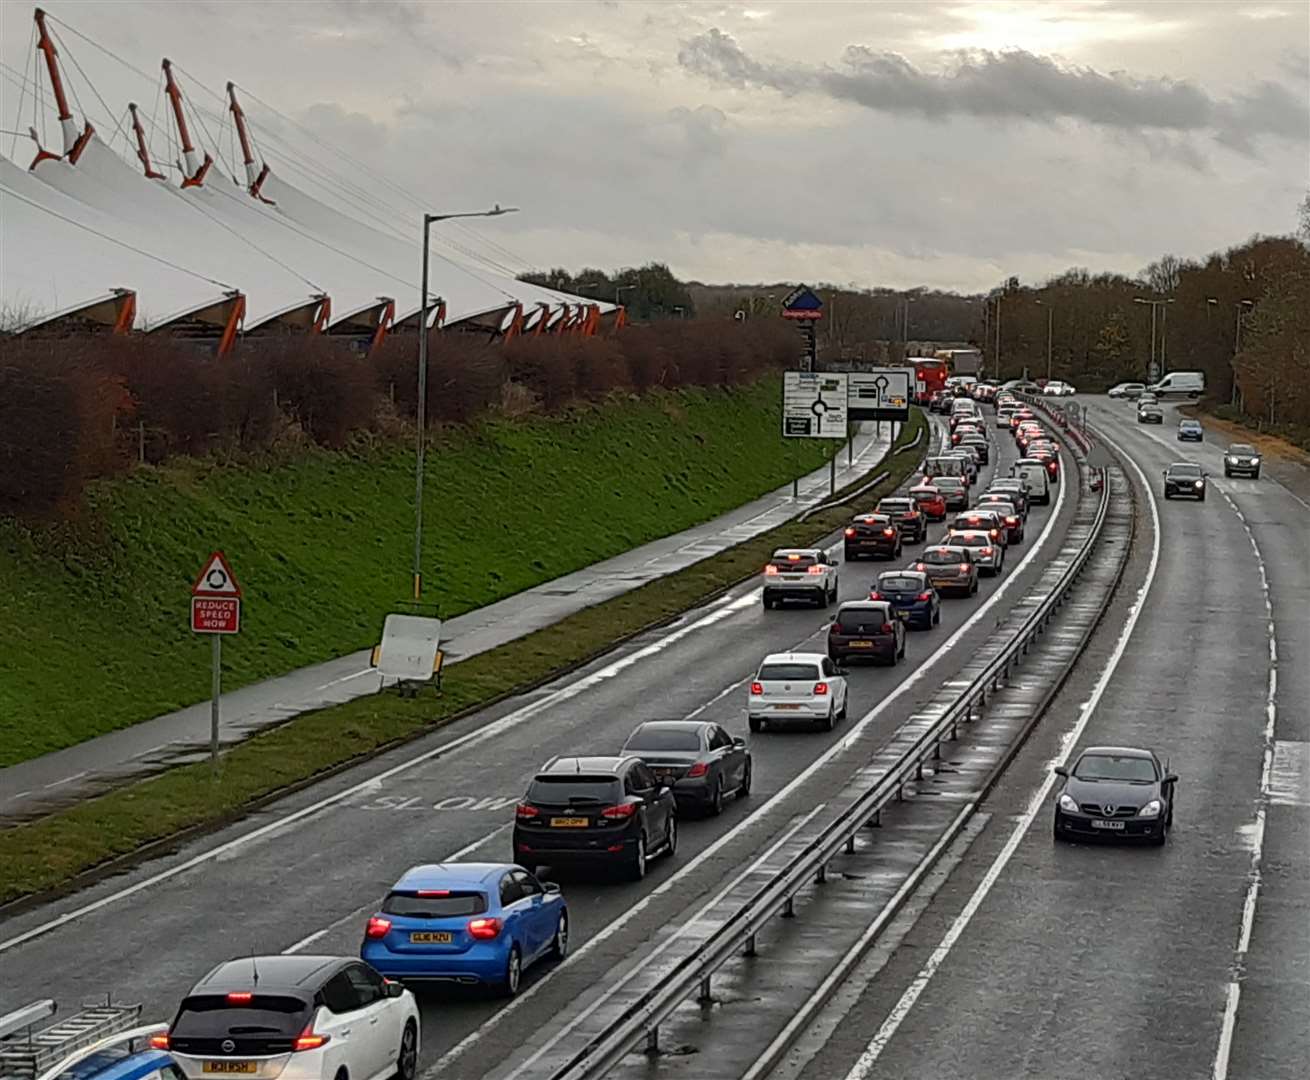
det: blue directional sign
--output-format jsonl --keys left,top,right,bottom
{"left": 781, "top": 286, "right": 824, "bottom": 321}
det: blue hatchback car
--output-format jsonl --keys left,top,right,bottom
{"left": 1178, "top": 419, "right": 1203, "bottom": 442}
{"left": 360, "top": 862, "right": 567, "bottom": 997}
{"left": 870, "top": 569, "right": 941, "bottom": 630}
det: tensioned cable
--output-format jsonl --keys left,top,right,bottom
{"left": 175, "top": 185, "right": 324, "bottom": 291}
{"left": 0, "top": 181, "right": 235, "bottom": 288}
{"left": 49, "top": 23, "right": 124, "bottom": 144}
{"left": 8, "top": 26, "right": 35, "bottom": 160}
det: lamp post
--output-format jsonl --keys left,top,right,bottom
{"left": 414, "top": 204, "right": 519, "bottom": 601}
{"left": 1133, "top": 297, "right": 1173, "bottom": 384}
{"left": 615, "top": 282, "right": 638, "bottom": 309}
{"left": 902, "top": 295, "right": 917, "bottom": 343}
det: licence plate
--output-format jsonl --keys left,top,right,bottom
{"left": 774, "top": 703, "right": 802, "bottom": 710}
{"left": 204, "top": 1065, "right": 256, "bottom": 1075}
{"left": 550, "top": 817, "right": 589, "bottom": 827}
{"left": 1091, "top": 820, "right": 1125, "bottom": 830}
{"left": 849, "top": 641, "right": 874, "bottom": 648}
{"left": 410, "top": 931, "right": 453, "bottom": 943}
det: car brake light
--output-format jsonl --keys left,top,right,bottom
{"left": 149, "top": 1035, "right": 170, "bottom": 1051}
{"left": 366, "top": 916, "right": 392, "bottom": 939}
{"left": 687, "top": 762, "right": 709, "bottom": 778}
{"left": 813, "top": 682, "right": 829, "bottom": 695}
{"left": 990, "top": 529, "right": 1000, "bottom": 539}
{"left": 764, "top": 564, "right": 779, "bottom": 575}
{"left": 515, "top": 802, "right": 540, "bottom": 820}
{"left": 882, "top": 528, "right": 896, "bottom": 538}
{"left": 787, "top": 553, "right": 801, "bottom": 560}
{"left": 981, "top": 547, "right": 993, "bottom": 556}
{"left": 807, "top": 565, "right": 825, "bottom": 575}
{"left": 601, "top": 802, "right": 639, "bottom": 820}
{"left": 226, "top": 992, "right": 253, "bottom": 1005}
{"left": 750, "top": 681, "right": 763, "bottom": 695}
{"left": 918, "top": 591, "right": 932, "bottom": 601}
{"left": 907, "top": 510, "right": 919, "bottom": 518}
{"left": 416, "top": 889, "right": 450, "bottom": 897}
{"left": 868, "top": 591, "right": 882, "bottom": 600}
{"left": 293, "top": 1034, "right": 330, "bottom": 1052}
{"left": 959, "top": 563, "right": 970, "bottom": 572}
{"left": 1006, "top": 516, "right": 1017, "bottom": 525}
{"left": 467, "top": 916, "right": 503, "bottom": 940}
{"left": 880, "top": 623, "right": 894, "bottom": 633}
{"left": 916, "top": 563, "right": 926, "bottom": 571}
{"left": 844, "top": 527, "right": 856, "bottom": 537}
{"left": 1047, "top": 461, "right": 1058, "bottom": 472}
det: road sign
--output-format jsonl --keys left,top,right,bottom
{"left": 783, "top": 371, "right": 848, "bottom": 438}
{"left": 781, "top": 286, "right": 823, "bottom": 321}
{"left": 191, "top": 597, "right": 240, "bottom": 634}
{"left": 847, "top": 368, "right": 914, "bottom": 421}
{"left": 192, "top": 551, "right": 242, "bottom": 597}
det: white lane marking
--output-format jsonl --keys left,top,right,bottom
{"left": 427, "top": 460, "right": 1071, "bottom": 1074}
{"left": 684, "top": 676, "right": 750, "bottom": 719}
{"left": 437, "top": 805, "right": 827, "bottom": 1079}
{"left": 1212, "top": 486, "right": 1279, "bottom": 1080}
{"left": 7, "top": 791, "right": 32, "bottom": 801}
{"left": 43, "top": 771, "right": 88, "bottom": 790}
{"left": 841, "top": 437, "right": 1161, "bottom": 1078}
{"left": 0, "top": 592, "right": 759, "bottom": 956}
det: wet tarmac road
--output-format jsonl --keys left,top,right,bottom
{"left": 780, "top": 397, "right": 1309, "bottom": 1080}
{"left": 0, "top": 416, "right": 1079, "bottom": 1077}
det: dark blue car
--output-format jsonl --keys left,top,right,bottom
{"left": 361, "top": 862, "right": 567, "bottom": 996}
{"left": 1177, "top": 419, "right": 1203, "bottom": 442}
{"left": 870, "top": 570, "right": 940, "bottom": 630}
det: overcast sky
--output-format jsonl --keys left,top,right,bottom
{"left": 2, "top": 0, "right": 1307, "bottom": 293}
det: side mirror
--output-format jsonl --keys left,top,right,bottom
{"left": 1203, "top": 471, "right": 1210, "bottom": 478}
{"left": 1164, "top": 774, "right": 1179, "bottom": 785}
{"left": 384, "top": 979, "right": 405, "bottom": 998}
{"left": 733, "top": 736, "right": 747, "bottom": 748}
{"left": 541, "top": 881, "right": 562, "bottom": 895}
{"left": 1161, "top": 469, "right": 1167, "bottom": 477}
{"left": 1053, "top": 765, "right": 1069, "bottom": 778}
{"left": 657, "top": 786, "right": 671, "bottom": 799}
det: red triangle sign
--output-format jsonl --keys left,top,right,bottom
{"left": 192, "top": 551, "right": 242, "bottom": 597}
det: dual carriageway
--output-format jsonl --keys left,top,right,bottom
{"left": 1, "top": 393, "right": 1305, "bottom": 1080}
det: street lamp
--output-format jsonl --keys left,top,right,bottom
{"left": 1035, "top": 298, "right": 1054, "bottom": 382}
{"left": 414, "top": 204, "right": 520, "bottom": 601}
{"left": 902, "top": 295, "right": 917, "bottom": 342}
{"left": 614, "top": 282, "right": 638, "bottom": 309}
{"left": 1133, "top": 297, "right": 1173, "bottom": 384}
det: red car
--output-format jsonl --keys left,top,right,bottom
{"left": 909, "top": 485, "right": 947, "bottom": 522}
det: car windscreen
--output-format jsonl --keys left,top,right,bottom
{"left": 624, "top": 727, "right": 702, "bottom": 751}
{"left": 1169, "top": 465, "right": 1202, "bottom": 477}
{"left": 172, "top": 996, "right": 311, "bottom": 1037}
{"left": 526, "top": 776, "right": 622, "bottom": 803}
{"left": 878, "top": 575, "right": 924, "bottom": 591}
{"left": 383, "top": 890, "right": 488, "bottom": 917}
{"left": 1229, "top": 444, "right": 1257, "bottom": 455}
{"left": 758, "top": 663, "right": 821, "bottom": 681}
{"left": 921, "top": 549, "right": 966, "bottom": 565}
{"left": 1073, "top": 755, "right": 1157, "bottom": 782}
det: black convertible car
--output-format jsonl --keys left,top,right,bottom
{"left": 1053, "top": 746, "right": 1177, "bottom": 845}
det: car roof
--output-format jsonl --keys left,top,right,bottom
{"left": 853, "top": 512, "right": 892, "bottom": 521}
{"left": 772, "top": 547, "right": 822, "bottom": 557}
{"left": 630, "top": 719, "right": 708, "bottom": 734}
{"left": 1168, "top": 461, "right": 1201, "bottom": 470}
{"left": 539, "top": 755, "right": 627, "bottom": 775}
{"left": 196, "top": 955, "right": 341, "bottom": 994}
{"left": 760, "top": 652, "right": 826, "bottom": 664}
{"left": 924, "top": 544, "right": 967, "bottom": 553}
{"left": 956, "top": 508, "right": 1001, "bottom": 517}
{"left": 837, "top": 600, "right": 889, "bottom": 611}
{"left": 393, "top": 862, "right": 511, "bottom": 890}
{"left": 878, "top": 568, "right": 926, "bottom": 578}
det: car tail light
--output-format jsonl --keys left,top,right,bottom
{"left": 764, "top": 564, "right": 779, "bottom": 575}
{"left": 807, "top": 565, "right": 825, "bottom": 575}
{"left": 149, "top": 1035, "right": 170, "bottom": 1051}
{"left": 516, "top": 802, "right": 540, "bottom": 820}
{"left": 917, "top": 591, "right": 932, "bottom": 601}
{"left": 916, "top": 563, "right": 927, "bottom": 571}
{"left": 959, "top": 563, "right": 970, "bottom": 572}
{"left": 1006, "top": 516, "right": 1017, "bottom": 525}
{"left": 868, "top": 591, "right": 882, "bottom": 600}
{"left": 907, "top": 510, "right": 919, "bottom": 518}
{"left": 980, "top": 547, "right": 993, "bottom": 556}
{"left": 686, "top": 762, "right": 709, "bottom": 778}
{"left": 844, "top": 527, "right": 856, "bottom": 537}
{"left": 226, "top": 992, "right": 253, "bottom": 1005}
{"left": 467, "top": 917, "right": 503, "bottom": 941}
{"left": 880, "top": 623, "right": 893, "bottom": 633}
{"left": 882, "top": 528, "right": 896, "bottom": 538}
{"left": 293, "top": 1033, "right": 330, "bottom": 1052}
{"left": 813, "top": 683, "right": 829, "bottom": 696}
{"left": 1047, "top": 461, "right": 1058, "bottom": 472}
{"left": 990, "top": 529, "right": 1000, "bottom": 539}
{"left": 601, "top": 803, "right": 639, "bottom": 820}
{"left": 366, "top": 916, "right": 392, "bottom": 939}
{"left": 750, "top": 681, "right": 763, "bottom": 695}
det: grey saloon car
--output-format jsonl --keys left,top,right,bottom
{"left": 620, "top": 720, "right": 750, "bottom": 816}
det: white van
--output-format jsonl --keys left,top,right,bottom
{"left": 1146, "top": 371, "right": 1204, "bottom": 398}
{"left": 1010, "top": 461, "right": 1052, "bottom": 505}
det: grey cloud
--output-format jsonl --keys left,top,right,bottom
{"left": 678, "top": 28, "right": 1309, "bottom": 146}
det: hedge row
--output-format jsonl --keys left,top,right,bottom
{"left": 0, "top": 318, "right": 798, "bottom": 515}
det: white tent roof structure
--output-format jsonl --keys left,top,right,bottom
{"left": 0, "top": 7, "right": 612, "bottom": 344}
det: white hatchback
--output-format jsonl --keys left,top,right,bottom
{"left": 748, "top": 652, "right": 849, "bottom": 732}
{"left": 762, "top": 548, "right": 840, "bottom": 609}
{"left": 162, "top": 956, "right": 420, "bottom": 1080}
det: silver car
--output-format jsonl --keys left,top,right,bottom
{"left": 946, "top": 529, "right": 1005, "bottom": 576}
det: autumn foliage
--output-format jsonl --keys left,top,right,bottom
{"left": 0, "top": 317, "right": 798, "bottom": 515}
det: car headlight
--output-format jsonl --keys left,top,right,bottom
{"left": 1195, "top": 480, "right": 1204, "bottom": 489}
{"left": 1058, "top": 793, "right": 1079, "bottom": 813}
{"left": 1226, "top": 456, "right": 1237, "bottom": 464}
{"left": 1138, "top": 799, "right": 1162, "bottom": 818}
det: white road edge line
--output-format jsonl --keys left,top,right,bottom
{"left": 840, "top": 437, "right": 1162, "bottom": 1079}
{"left": 1211, "top": 488, "right": 1278, "bottom": 1080}
{"left": 426, "top": 446, "right": 1071, "bottom": 1075}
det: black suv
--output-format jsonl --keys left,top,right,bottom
{"left": 843, "top": 513, "right": 902, "bottom": 560}
{"left": 1223, "top": 444, "right": 1262, "bottom": 479}
{"left": 875, "top": 497, "right": 927, "bottom": 543}
{"left": 513, "top": 756, "right": 678, "bottom": 880}
{"left": 1162, "top": 462, "right": 1207, "bottom": 501}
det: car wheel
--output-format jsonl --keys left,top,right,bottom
{"left": 1199, "top": 492, "right": 1206, "bottom": 502}
{"left": 820, "top": 705, "right": 835, "bottom": 732}
{"left": 708, "top": 778, "right": 724, "bottom": 817}
{"left": 739, "top": 759, "right": 752, "bottom": 796}
{"left": 763, "top": 596, "right": 774, "bottom": 610}
{"left": 1253, "top": 468, "right": 1261, "bottom": 479}
{"left": 550, "top": 911, "right": 569, "bottom": 960}
{"left": 838, "top": 693, "right": 848, "bottom": 719}
{"left": 499, "top": 945, "right": 523, "bottom": 998}
{"left": 1052, "top": 818, "right": 1065, "bottom": 843}
{"left": 970, "top": 578, "right": 979, "bottom": 596}
{"left": 665, "top": 814, "right": 678, "bottom": 856}
{"left": 1150, "top": 823, "right": 1168, "bottom": 847}
{"left": 897, "top": 636, "right": 906, "bottom": 660}
{"left": 628, "top": 834, "right": 647, "bottom": 881}
{"left": 1163, "top": 491, "right": 1171, "bottom": 500}
{"left": 932, "top": 607, "right": 941, "bottom": 626}
{"left": 749, "top": 716, "right": 763, "bottom": 733}
{"left": 820, "top": 588, "right": 830, "bottom": 609}
{"left": 395, "top": 1021, "right": 418, "bottom": 1080}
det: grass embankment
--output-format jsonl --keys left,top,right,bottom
{"left": 1180, "top": 403, "right": 1310, "bottom": 461}
{"left": 0, "top": 409, "right": 926, "bottom": 905}
{"left": 0, "top": 379, "right": 833, "bottom": 766}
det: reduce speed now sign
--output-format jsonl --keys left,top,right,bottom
{"left": 190, "top": 551, "right": 241, "bottom": 634}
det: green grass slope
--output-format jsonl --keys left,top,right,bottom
{"left": 0, "top": 379, "right": 831, "bottom": 765}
